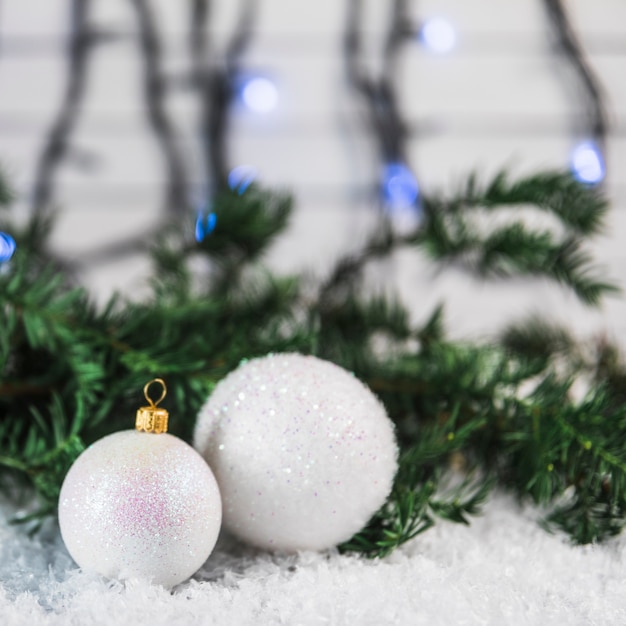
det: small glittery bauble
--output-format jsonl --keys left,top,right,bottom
{"left": 194, "top": 353, "right": 398, "bottom": 551}
{"left": 58, "top": 431, "right": 222, "bottom": 587}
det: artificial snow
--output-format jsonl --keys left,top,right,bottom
{"left": 1, "top": 491, "right": 625, "bottom": 625}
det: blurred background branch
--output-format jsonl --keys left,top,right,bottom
{"left": 131, "top": 0, "right": 189, "bottom": 215}
{"left": 31, "top": 0, "right": 93, "bottom": 214}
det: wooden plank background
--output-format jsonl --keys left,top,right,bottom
{"left": 0, "top": 0, "right": 624, "bottom": 343}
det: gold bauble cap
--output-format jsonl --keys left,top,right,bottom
{"left": 135, "top": 378, "right": 169, "bottom": 434}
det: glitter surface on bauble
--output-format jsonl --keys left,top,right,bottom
{"left": 58, "top": 430, "right": 222, "bottom": 587}
{"left": 194, "top": 353, "right": 398, "bottom": 552}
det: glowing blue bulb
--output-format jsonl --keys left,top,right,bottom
{"left": 570, "top": 141, "right": 605, "bottom": 185}
{"left": 0, "top": 232, "right": 16, "bottom": 263}
{"left": 382, "top": 162, "right": 419, "bottom": 209}
{"left": 195, "top": 211, "right": 217, "bottom": 243}
{"left": 228, "top": 165, "right": 257, "bottom": 194}
{"left": 420, "top": 17, "right": 456, "bottom": 54}
{"left": 240, "top": 76, "right": 278, "bottom": 113}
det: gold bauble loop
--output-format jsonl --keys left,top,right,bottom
{"left": 143, "top": 378, "right": 167, "bottom": 408}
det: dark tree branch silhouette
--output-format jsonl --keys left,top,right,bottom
{"left": 543, "top": 0, "right": 609, "bottom": 152}
{"left": 31, "top": 0, "right": 93, "bottom": 214}
{"left": 189, "top": 0, "right": 258, "bottom": 195}
{"left": 130, "top": 0, "right": 190, "bottom": 215}
{"left": 344, "top": 0, "right": 413, "bottom": 164}
{"left": 77, "top": 0, "right": 259, "bottom": 265}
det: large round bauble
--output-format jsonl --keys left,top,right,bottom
{"left": 193, "top": 353, "right": 398, "bottom": 551}
{"left": 58, "top": 430, "right": 222, "bottom": 587}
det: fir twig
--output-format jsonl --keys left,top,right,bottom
{"left": 419, "top": 170, "right": 616, "bottom": 305}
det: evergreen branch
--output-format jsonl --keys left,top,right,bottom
{"left": 429, "top": 477, "right": 493, "bottom": 526}
{"left": 150, "top": 186, "right": 293, "bottom": 300}
{"left": 549, "top": 238, "right": 618, "bottom": 305}
{"left": 2, "top": 166, "right": 626, "bottom": 553}
{"left": 419, "top": 171, "right": 616, "bottom": 305}
{"left": 318, "top": 171, "right": 614, "bottom": 311}
{"left": 314, "top": 296, "right": 412, "bottom": 376}
{"left": 202, "top": 187, "right": 292, "bottom": 271}
{"left": 341, "top": 402, "right": 493, "bottom": 558}
{"left": 545, "top": 492, "right": 626, "bottom": 545}
{"left": 478, "top": 170, "right": 607, "bottom": 234}
{"left": 339, "top": 483, "right": 435, "bottom": 557}
{"left": 436, "top": 170, "right": 608, "bottom": 234}
{"left": 500, "top": 314, "right": 577, "bottom": 362}
{"left": 0, "top": 455, "right": 28, "bottom": 471}
{"left": 416, "top": 304, "right": 446, "bottom": 348}
{"left": 487, "top": 379, "right": 626, "bottom": 543}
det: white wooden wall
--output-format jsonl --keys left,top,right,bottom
{"left": 1, "top": 0, "right": 625, "bottom": 344}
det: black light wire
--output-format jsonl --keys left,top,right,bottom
{"left": 344, "top": 0, "right": 413, "bottom": 168}
{"left": 190, "top": 0, "right": 258, "bottom": 195}
{"left": 31, "top": 0, "right": 93, "bottom": 215}
{"left": 542, "top": 0, "right": 609, "bottom": 172}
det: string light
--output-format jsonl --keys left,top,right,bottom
{"left": 0, "top": 232, "right": 16, "bottom": 263}
{"left": 195, "top": 211, "right": 217, "bottom": 243}
{"left": 420, "top": 17, "right": 457, "bottom": 54}
{"left": 382, "top": 162, "right": 419, "bottom": 209}
{"left": 570, "top": 141, "right": 605, "bottom": 185}
{"left": 238, "top": 75, "right": 279, "bottom": 114}
{"left": 381, "top": 163, "right": 421, "bottom": 232}
{"left": 228, "top": 165, "right": 257, "bottom": 194}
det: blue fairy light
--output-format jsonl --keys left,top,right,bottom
{"left": 382, "top": 162, "right": 419, "bottom": 209}
{"left": 240, "top": 76, "right": 279, "bottom": 114}
{"left": 195, "top": 211, "right": 217, "bottom": 243}
{"left": 228, "top": 165, "right": 257, "bottom": 194}
{"left": 381, "top": 163, "right": 421, "bottom": 233}
{"left": 420, "top": 17, "right": 457, "bottom": 54}
{"left": 570, "top": 141, "right": 605, "bottom": 185}
{"left": 0, "top": 232, "right": 16, "bottom": 263}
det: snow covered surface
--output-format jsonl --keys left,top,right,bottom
{"left": 2, "top": 491, "right": 625, "bottom": 625}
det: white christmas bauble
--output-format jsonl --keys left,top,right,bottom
{"left": 194, "top": 353, "right": 398, "bottom": 551}
{"left": 58, "top": 430, "right": 222, "bottom": 587}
